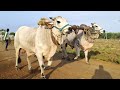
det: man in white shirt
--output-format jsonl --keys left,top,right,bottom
{"left": 4, "top": 29, "right": 9, "bottom": 51}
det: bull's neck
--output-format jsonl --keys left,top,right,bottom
{"left": 83, "top": 32, "right": 95, "bottom": 43}
{"left": 50, "top": 29, "right": 60, "bottom": 46}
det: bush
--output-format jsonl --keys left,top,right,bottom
{"left": 0, "top": 29, "right": 15, "bottom": 36}
{"left": 99, "top": 32, "right": 120, "bottom": 39}
{"left": 10, "top": 32, "right": 15, "bottom": 36}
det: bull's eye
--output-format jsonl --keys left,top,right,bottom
{"left": 57, "top": 21, "right": 61, "bottom": 24}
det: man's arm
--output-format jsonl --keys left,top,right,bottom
{"left": 4, "top": 32, "right": 7, "bottom": 40}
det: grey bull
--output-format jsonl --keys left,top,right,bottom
{"left": 61, "top": 23, "right": 104, "bottom": 64}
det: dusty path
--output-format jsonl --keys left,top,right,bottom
{"left": 0, "top": 42, "right": 120, "bottom": 79}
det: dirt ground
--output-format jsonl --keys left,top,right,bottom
{"left": 0, "top": 42, "right": 120, "bottom": 79}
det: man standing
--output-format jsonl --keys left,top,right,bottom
{"left": 4, "top": 28, "right": 9, "bottom": 51}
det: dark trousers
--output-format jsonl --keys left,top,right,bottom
{"left": 5, "top": 40, "right": 9, "bottom": 49}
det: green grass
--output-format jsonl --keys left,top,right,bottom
{"left": 91, "top": 39, "right": 120, "bottom": 64}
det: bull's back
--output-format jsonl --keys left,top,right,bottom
{"left": 14, "top": 26, "right": 36, "bottom": 52}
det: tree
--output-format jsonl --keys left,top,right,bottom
{"left": 9, "top": 32, "right": 15, "bottom": 36}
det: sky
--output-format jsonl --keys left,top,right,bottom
{"left": 0, "top": 11, "right": 120, "bottom": 33}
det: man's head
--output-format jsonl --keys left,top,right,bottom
{"left": 7, "top": 28, "right": 9, "bottom": 32}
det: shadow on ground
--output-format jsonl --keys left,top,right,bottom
{"left": 91, "top": 65, "right": 112, "bottom": 79}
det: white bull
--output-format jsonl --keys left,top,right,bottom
{"left": 61, "top": 23, "right": 104, "bottom": 64}
{"left": 14, "top": 16, "right": 70, "bottom": 78}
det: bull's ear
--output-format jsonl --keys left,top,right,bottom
{"left": 91, "top": 22, "right": 96, "bottom": 25}
{"left": 49, "top": 17, "right": 52, "bottom": 19}
{"left": 91, "top": 23, "right": 94, "bottom": 25}
{"left": 49, "top": 17, "right": 55, "bottom": 21}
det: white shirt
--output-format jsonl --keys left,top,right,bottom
{"left": 4, "top": 32, "right": 9, "bottom": 40}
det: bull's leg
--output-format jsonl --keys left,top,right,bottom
{"left": 45, "top": 50, "right": 55, "bottom": 68}
{"left": 61, "top": 43, "right": 70, "bottom": 61}
{"left": 47, "top": 59, "right": 52, "bottom": 67}
{"left": 26, "top": 52, "right": 33, "bottom": 71}
{"left": 15, "top": 48, "right": 21, "bottom": 70}
{"left": 61, "top": 43, "right": 68, "bottom": 59}
{"left": 42, "top": 56, "right": 52, "bottom": 69}
{"left": 74, "top": 44, "right": 80, "bottom": 60}
{"left": 27, "top": 56, "right": 32, "bottom": 71}
{"left": 44, "top": 57, "right": 53, "bottom": 70}
{"left": 36, "top": 53, "right": 46, "bottom": 79}
{"left": 84, "top": 50, "right": 89, "bottom": 64}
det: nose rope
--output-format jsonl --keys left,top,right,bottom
{"left": 53, "top": 24, "right": 70, "bottom": 32}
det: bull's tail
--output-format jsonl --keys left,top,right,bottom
{"left": 18, "top": 48, "right": 21, "bottom": 63}
{"left": 15, "top": 47, "right": 22, "bottom": 70}
{"left": 65, "top": 43, "right": 67, "bottom": 47}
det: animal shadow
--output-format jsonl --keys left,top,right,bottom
{"left": 19, "top": 60, "right": 38, "bottom": 70}
{"left": 88, "top": 50, "right": 100, "bottom": 60}
{"left": 46, "top": 52, "right": 77, "bottom": 79}
{"left": 68, "top": 50, "right": 100, "bottom": 62}
{"left": 20, "top": 66, "right": 40, "bottom": 79}
{"left": 46, "top": 50, "right": 100, "bottom": 79}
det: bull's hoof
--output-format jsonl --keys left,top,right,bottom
{"left": 66, "top": 57, "right": 71, "bottom": 61}
{"left": 71, "top": 46, "right": 74, "bottom": 49}
{"left": 86, "top": 61, "right": 90, "bottom": 65}
{"left": 41, "top": 76, "right": 46, "bottom": 79}
{"left": 74, "top": 56, "right": 78, "bottom": 60}
{"left": 62, "top": 57, "right": 66, "bottom": 59}
{"left": 15, "top": 66, "right": 21, "bottom": 71}
{"left": 28, "top": 69, "right": 34, "bottom": 73}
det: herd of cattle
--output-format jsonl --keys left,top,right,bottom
{"left": 13, "top": 16, "right": 104, "bottom": 79}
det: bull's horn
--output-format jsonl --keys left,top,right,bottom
{"left": 91, "top": 23, "right": 94, "bottom": 25}
{"left": 49, "top": 17, "right": 55, "bottom": 21}
{"left": 49, "top": 17, "right": 53, "bottom": 19}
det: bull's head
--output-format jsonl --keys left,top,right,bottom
{"left": 91, "top": 23, "right": 104, "bottom": 34}
{"left": 86, "top": 23, "right": 104, "bottom": 39}
{"left": 49, "top": 16, "right": 71, "bottom": 45}
{"left": 49, "top": 16, "right": 71, "bottom": 34}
